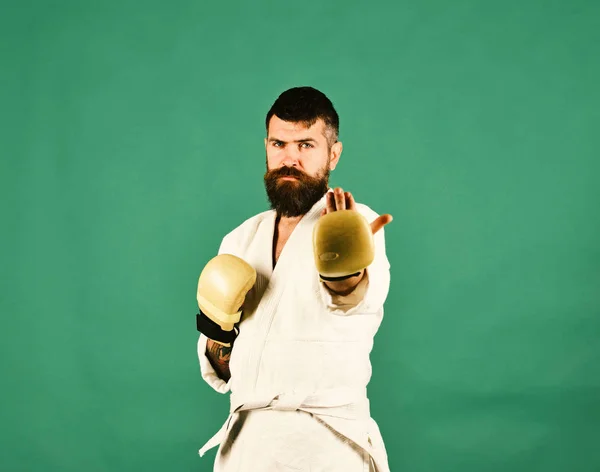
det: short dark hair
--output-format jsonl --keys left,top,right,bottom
{"left": 265, "top": 86, "right": 339, "bottom": 145}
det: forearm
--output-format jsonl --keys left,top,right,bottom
{"left": 205, "top": 339, "right": 232, "bottom": 382}
{"left": 323, "top": 269, "right": 365, "bottom": 296}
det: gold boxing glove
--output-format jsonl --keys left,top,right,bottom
{"left": 313, "top": 210, "right": 375, "bottom": 281}
{"left": 196, "top": 254, "right": 256, "bottom": 346}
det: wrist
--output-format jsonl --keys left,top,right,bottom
{"left": 322, "top": 269, "right": 365, "bottom": 295}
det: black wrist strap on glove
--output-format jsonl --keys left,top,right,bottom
{"left": 319, "top": 271, "right": 361, "bottom": 282}
{"left": 196, "top": 311, "right": 238, "bottom": 345}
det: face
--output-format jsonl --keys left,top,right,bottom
{"left": 263, "top": 115, "right": 342, "bottom": 217}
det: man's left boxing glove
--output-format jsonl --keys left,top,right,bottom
{"left": 313, "top": 210, "right": 375, "bottom": 282}
{"left": 196, "top": 254, "right": 256, "bottom": 347}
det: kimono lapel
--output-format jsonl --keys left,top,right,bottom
{"left": 269, "top": 188, "right": 333, "bottom": 280}
{"left": 244, "top": 190, "right": 331, "bottom": 392}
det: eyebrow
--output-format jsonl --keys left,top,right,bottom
{"left": 268, "top": 137, "right": 318, "bottom": 144}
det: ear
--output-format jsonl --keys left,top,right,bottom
{"left": 329, "top": 141, "right": 343, "bottom": 171}
{"left": 264, "top": 137, "right": 268, "bottom": 149}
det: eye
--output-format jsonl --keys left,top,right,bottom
{"left": 300, "top": 142, "right": 313, "bottom": 149}
{"left": 272, "top": 141, "right": 283, "bottom": 147}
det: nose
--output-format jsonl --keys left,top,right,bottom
{"left": 281, "top": 147, "right": 301, "bottom": 167}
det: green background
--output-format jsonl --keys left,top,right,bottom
{"left": 1, "top": 0, "right": 599, "bottom": 470}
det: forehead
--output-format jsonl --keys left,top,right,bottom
{"left": 268, "top": 115, "right": 327, "bottom": 140}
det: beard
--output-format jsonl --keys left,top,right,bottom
{"left": 263, "top": 159, "right": 330, "bottom": 217}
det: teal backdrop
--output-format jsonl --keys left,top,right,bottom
{"left": 1, "top": 1, "right": 599, "bottom": 471}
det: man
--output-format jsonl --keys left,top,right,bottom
{"left": 195, "top": 86, "right": 393, "bottom": 471}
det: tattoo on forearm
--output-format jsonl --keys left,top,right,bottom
{"left": 206, "top": 340, "right": 232, "bottom": 381}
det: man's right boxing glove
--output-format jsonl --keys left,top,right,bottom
{"left": 196, "top": 254, "right": 256, "bottom": 347}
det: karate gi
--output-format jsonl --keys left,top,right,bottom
{"left": 197, "top": 189, "right": 392, "bottom": 472}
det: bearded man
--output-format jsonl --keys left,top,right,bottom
{"left": 195, "top": 86, "right": 393, "bottom": 472}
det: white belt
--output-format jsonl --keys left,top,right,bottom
{"left": 198, "top": 387, "right": 370, "bottom": 457}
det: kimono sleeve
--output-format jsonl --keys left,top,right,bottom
{"left": 196, "top": 234, "right": 235, "bottom": 394}
{"left": 318, "top": 206, "right": 391, "bottom": 316}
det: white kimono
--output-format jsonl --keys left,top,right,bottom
{"left": 197, "top": 189, "right": 392, "bottom": 472}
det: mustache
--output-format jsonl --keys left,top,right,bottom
{"left": 267, "top": 166, "right": 307, "bottom": 179}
